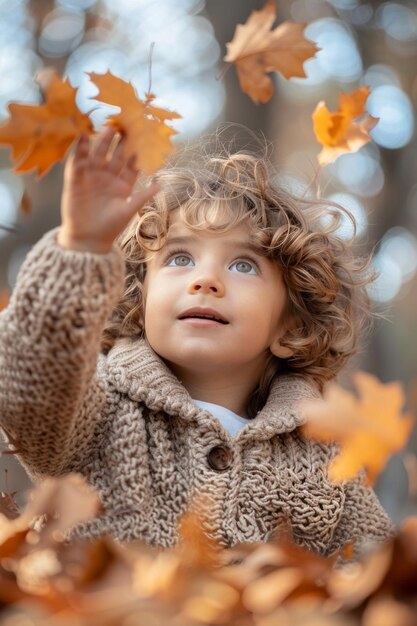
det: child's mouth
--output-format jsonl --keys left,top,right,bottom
{"left": 178, "top": 309, "right": 229, "bottom": 325}
{"left": 179, "top": 316, "right": 228, "bottom": 326}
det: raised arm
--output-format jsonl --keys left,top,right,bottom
{"left": 0, "top": 129, "right": 159, "bottom": 478}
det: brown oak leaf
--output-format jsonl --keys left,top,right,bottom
{"left": 224, "top": 0, "right": 319, "bottom": 103}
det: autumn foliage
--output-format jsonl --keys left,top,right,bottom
{"left": 313, "top": 86, "right": 379, "bottom": 166}
{"left": 0, "top": 69, "right": 180, "bottom": 178}
{"left": 0, "top": 374, "right": 415, "bottom": 625}
{"left": 89, "top": 71, "right": 181, "bottom": 174}
{"left": 300, "top": 372, "right": 413, "bottom": 486}
{"left": 0, "top": 1, "right": 380, "bottom": 180}
{"left": 0, "top": 2, "right": 415, "bottom": 624}
{"left": 0, "top": 69, "right": 93, "bottom": 177}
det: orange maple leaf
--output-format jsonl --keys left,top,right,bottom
{"left": 0, "top": 289, "right": 10, "bottom": 312}
{"left": 224, "top": 0, "right": 319, "bottom": 104}
{"left": 0, "top": 69, "right": 93, "bottom": 177}
{"left": 300, "top": 372, "right": 414, "bottom": 486}
{"left": 89, "top": 72, "right": 181, "bottom": 174}
{"left": 313, "top": 86, "right": 379, "bottom": 166}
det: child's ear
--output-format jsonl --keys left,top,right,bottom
{"left": 270, "top": 315, "right": 299, "bottom": 359}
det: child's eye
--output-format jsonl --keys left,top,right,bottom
{"left": 167, "top": 253, "right": 195, "bottom": 267}
{"left": 229, "top": 259, "right": 258, "bottom": 275}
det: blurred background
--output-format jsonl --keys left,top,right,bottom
{"left": 0, "top": 0, "right": 416, "bottom": 524}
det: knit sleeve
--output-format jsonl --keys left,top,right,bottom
{"left": 326, "top": 471, "right": 396, "bottom": 561}
{"left": 0, "top": 227, "right": 125, "bottom": 478}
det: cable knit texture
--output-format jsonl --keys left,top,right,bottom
{"left": 0, "top": 228, "right": 395, "bottom": 558}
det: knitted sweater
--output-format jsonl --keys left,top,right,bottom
{"left": 0, "top": 228, "right": 395, "bottom": 557}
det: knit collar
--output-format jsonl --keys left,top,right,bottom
{"left": 104, "top": 337, "right": 320, "bottom": 442}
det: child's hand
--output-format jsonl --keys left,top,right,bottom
{"left": 58, "top": 127, "right": 160, "bottom": 254}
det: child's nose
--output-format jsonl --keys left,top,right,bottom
{"left": 188, "top": 273, "right": 225, "bottom": 297}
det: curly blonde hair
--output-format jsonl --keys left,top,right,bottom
{"left": 102, "top": 139, "right": 375, "bottom": 417}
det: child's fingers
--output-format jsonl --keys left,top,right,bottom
{"left": 127, "top": 182, "right": 161, "bottom": 216}
{"left": 119, "top": 154, "right": 139, "bottom": 186}
{"left": 64, "top": 134, "right": 89, "bottom": 181}
{"left": 108, "top": 135, "right": 127, "bottom": 173}
{"left": 93, "top": 126, "right": 118, "bottom": 161}
{"left": 74, "top": 133, "right": 90, "bottom": 160}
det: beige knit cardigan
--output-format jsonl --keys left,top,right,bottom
{"left": 0, "top": 228, "right": 394, "bottom": 557}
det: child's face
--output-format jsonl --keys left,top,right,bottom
{"left": 143, "top": 212, "right": 290, "bottom": 381}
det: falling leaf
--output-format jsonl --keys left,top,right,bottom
{"left": 20, "top": 191, "right": 32, "bottom": 215}
{"left": 224, "top": 0, "right": 319, "bottom": 103}
{"left": 0, "top": 289, "right": 10, "bottom": 312}
{"left": 300, "top": 372, "right": 414, "bottom": 485}
{"left": 0, "top": 69, "right": 94, "bottom": 177}
{"left": 313, "top": 86, "right": 379, "bottom": 166}
{"left": 89, "top": 72, "right": 181, "bottom": 174}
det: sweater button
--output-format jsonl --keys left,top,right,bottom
{"left": 207, "top": 445, "right": 233, "bottom": 471}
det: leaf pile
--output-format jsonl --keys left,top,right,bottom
{"left": 1, "top": 474, "right": 417, "bottom": 625}
{"left": 2, "top": 372, "right": 411, "bottom": 624}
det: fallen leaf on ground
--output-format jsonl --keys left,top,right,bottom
{"left": 0, "top": 492, "right": 20, "bottom": 521}
{"left": 300, "top": 372, "right": 414, "bottom": 485}
{"left": 89, "top": 72, "right": 181, "bottom": 174}
{"left": 0, "top": 68, "right": 93, "bottom": 177}
{"left": 313, "top": 86, "right": 378, "bottom": 166}
{"left": 224, "top": 0, "right": 319, "bottom": 103}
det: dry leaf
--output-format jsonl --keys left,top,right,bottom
{"left": 0, "top": 69, "right": 93, "bottom": 177}
{"left": 20, "top": 191, "right": 32, "bottom": 215}
{"left": 0, "top": 289, "right": 10, "bottom": 312}
{"left": 89, "top": 72, "right": 181, "bottom": 174}
{"left": 22, "top": 474, "right": 101, "bottom": 544}
{"left": 243, "top": 567, "right": 303, "bottom": 613}
{"left": 313, "top": 86, "right": 379, "bottom": 166}
{"left": 224, "top": 0, "right": 319, "bottom": 103}
{"left": 178, "top": 507, "right": 222, "bottom": 569}
{"left": 0, "top": 492, "right": 20, "bottom": 521}
{"left": 363, "top": 596, "right": 416, "bottom": 626}
{"left": 300, "top": 372, "right": 414, "bottom": 485}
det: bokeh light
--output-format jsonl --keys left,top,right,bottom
{"left": 331, "top": 149, "right": 385, "bottom": 198}
{"left": 328, "top": 0, "right": 359, "bottom": 8}
{"left": 39, "top": 8, "right": 86, "bottom": 58}
{"left": 369, "top": 227, "right": 417, "bottom": 302}
{"left": 367, "top": 85, "right": 414, "bottom": 149}
{"left": 64, "top": 0, "right": 224, "bottom": 138}
{"left": 376, "top": 3, "right": 417, "bottom": 43}
{"left": 0, "top": 170, "right": 23, "bottom": 239}
{"left": 327, "top": 192, "right": 367, "bottom": 239}
{"left": 362, "top": 64, "right": 400, "bottom": 89}
{"left": 302, "top": 18, "right": 363, "bottom": 84}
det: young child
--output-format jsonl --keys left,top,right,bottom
{"left": 0, "top": 127, "right": 394, "bottom": 560}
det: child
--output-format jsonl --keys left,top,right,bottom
{"left": 0, "top": 127, "right": 394, "bottom": 560}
